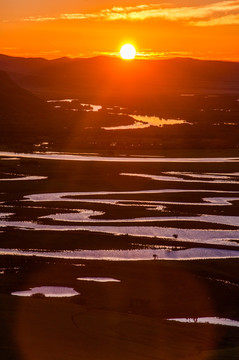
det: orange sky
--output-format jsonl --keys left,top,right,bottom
{"left": 1, "top": 1, "right": 239, "bottom": 60}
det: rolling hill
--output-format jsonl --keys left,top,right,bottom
{"left": 0, "top": 70, "right": 48, "bottom": 116}
{"left": 1, "top": 54, "right": 239, "bottom": 103}
{"left": 1, "top": 55, "right": 239, "bottom": 151}
{"left": 0, "top": 70, "right": 56, "bottom": 147}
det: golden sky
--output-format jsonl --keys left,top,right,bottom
{"left": 1, "top": 1, "right": 239, "bottom": 60}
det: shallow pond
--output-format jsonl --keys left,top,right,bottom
{"left": 11, "top": 286, "right": 79, "bottom": 297}
{"left": 167, "top": 317, "right": 239, "bottom": 327}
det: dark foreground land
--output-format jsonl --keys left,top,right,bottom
{"left": 1, "top": 258, "right": 239, "bottom": 360}
{"left": 0, "top": 155, "right": 239, "bottom": 359}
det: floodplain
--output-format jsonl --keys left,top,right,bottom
{"left": 0, "top": 151, "right": 239, "bottom": 359}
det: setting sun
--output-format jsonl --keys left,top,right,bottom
{"left": 120, "top": 44, "right": 136, "bottom": 60}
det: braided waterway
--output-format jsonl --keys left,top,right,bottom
{"left": 1, "top": 152, "right": 239, "bottom": 259}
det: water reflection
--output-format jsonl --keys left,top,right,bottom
{"left": 103, "top": 122, "right": 149, "bottom": 130}
{"left": 167, "top": 317, "right": 239, "bottom": 327}
{"left": 122, "top": 171, "right": 239, "bottom": 184}
{"left": 1, "top": 247, "right": 239, "bottom": 261}
{"left": 1, "top": 151, "right": 239, "bottom": 163}
{"left": 80, "top": 103, "right": 102, "bottom": 112}
{"left": 11, "top": 286, "right": 79, "bottom": 297}
{"left": 41, "top": 211, "right": 239, "bottom": 228}
{"left": 47, "top": 99, "right": 77, "bottom": 103}
{"left": 131, "top": 115, "right": 188, "bottom": 127}
{"left": 1, "top": 218, "right": 239, "bottom": 246}
{"left": 77, "top": 277, "right": 120, "bottom": 282}
{"left": 0, "top": 175, "right": 47, "bottom": 182}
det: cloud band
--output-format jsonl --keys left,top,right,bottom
{"left": 22, "top": 1, "right": 239, "bottom": 27}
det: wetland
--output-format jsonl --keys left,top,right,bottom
{"left": 0, "top": 151, "right": 239, "bottom": 359}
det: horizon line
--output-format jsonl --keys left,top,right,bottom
{"left": 1, "top": 52, "right": 239, "bottom": 64}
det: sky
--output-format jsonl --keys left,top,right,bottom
{"left": 1, "top": 0, "right": 239, "bottom": 60}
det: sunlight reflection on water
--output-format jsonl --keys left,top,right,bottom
{"left": 131, "top": 115, "right": 188, "bottom": 127}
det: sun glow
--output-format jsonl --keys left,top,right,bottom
{"left": 120, "top": 44, "right": 136, "bottom": 60}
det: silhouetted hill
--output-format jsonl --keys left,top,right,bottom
{"left": 0, "top": 70, "right": 48, "bottom": 115}
{"left": 1, "top": 55, "right": 239, "bottom": 103}
{"left": 0, "top": 71, "right": 57, "bottom": 145}
{"left": 0, "top": 54, "right": 48, "bottom": 75}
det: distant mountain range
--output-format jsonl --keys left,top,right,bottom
{"left": 1, "top": 54, "right": 239, "bottom": 151}
{"left": 1, "top": 54, "right": 239, "bottom": 103}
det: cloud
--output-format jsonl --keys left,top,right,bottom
{"left": 189, "top": 12, "right": 239, "bottom": 27}
{"left": 88, "top": 49, "right": 193, "bottom": 59}
{"left": 22, "top": 1, "right": 239, "bottom": 26}
{"left": 23, "top": 16, "right": 58, "bottom": 22}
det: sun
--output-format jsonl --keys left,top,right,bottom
{"left": 120, "top": 44, "right": 136, "bottom": 60}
